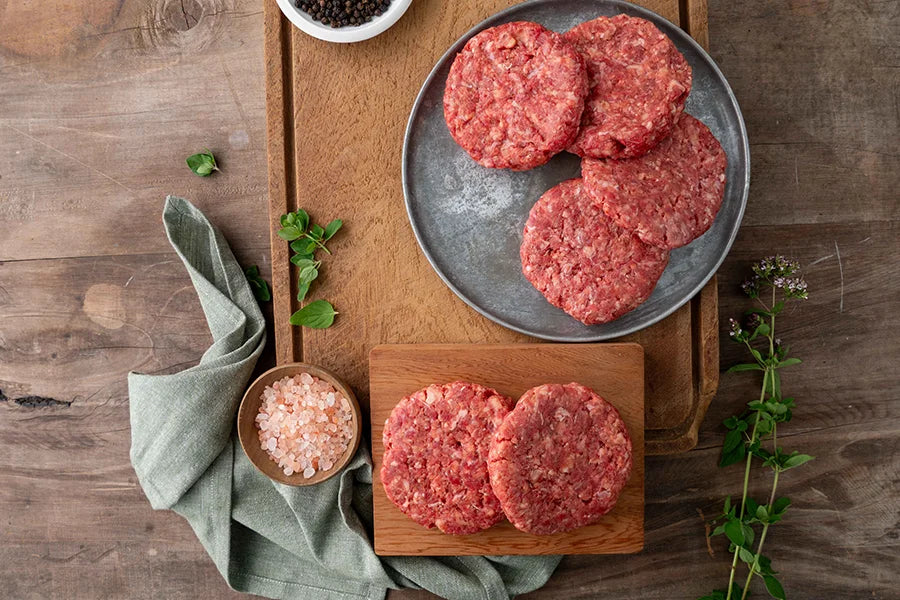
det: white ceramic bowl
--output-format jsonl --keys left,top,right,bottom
{"left": 275, "top": 0, "right": 413, "bottom": 43}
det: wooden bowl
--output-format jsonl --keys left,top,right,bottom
{"left": 237, "top": 363, "right": 362, "bottom": 486}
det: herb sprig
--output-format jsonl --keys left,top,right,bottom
{"left": 278, "top": 209, "right": 342, "bottom": 329}
{"left": 700, "top": 256, "right": 813, "bottom": 600}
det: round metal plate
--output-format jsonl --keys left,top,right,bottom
{"left": 402, "top": 0, "right": 749, "bottom": 342}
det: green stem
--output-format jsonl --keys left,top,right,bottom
{"left": 727, "top": 301, "right": 778, "bottom": 600}
{"left": 725, "top": 368, "right": 769, "bottom": 600}
{"left": 306, "top": 234, "right": 331, "bottom": 254}
{"left": 740, "top": 467, "right": 781, "bottom": 600}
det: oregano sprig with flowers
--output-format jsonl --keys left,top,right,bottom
{"left": 700, "top": 256, "right": 813, "bottom": 600}
{"left": 277, "top": 209, "right": 343, "bottom": 329}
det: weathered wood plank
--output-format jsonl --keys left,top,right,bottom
{"left": 0, "top": 0, "right": 270, "bottom": 262}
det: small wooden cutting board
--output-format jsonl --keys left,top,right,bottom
{"left": 369, "top": 343, "right": 644, "bottom": 556}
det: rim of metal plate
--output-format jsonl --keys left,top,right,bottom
{"left": 402, "top": 0, "right": 750, "bottom": 342}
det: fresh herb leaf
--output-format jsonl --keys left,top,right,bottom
{"left": 763, "top": 575, "right": 785, "bottom": 600}
{"left": 289, "top": 299, "right": 337, "bottom": 329}
{"left": 294, "top": 209, "right": 310, "bottom": 232}
{"left": 777, "top": 358, "right": 802, "bottom": 368}
{"left": 290, "top": 255, "right": 316, "bottom": 268}
{"left": 297, "top": 281, "right": 311, "bottom": 303}
{"left": 186, "top": 149, "right": 219, "bottom": 176}
{"left": 324, "top": 219, "right": 343, "bottom": 240}
{"left": 781, "top": 453, "right": 814, "bottom": 470}
{"left": 771, "top": 497, "right": 791, "bottom": 516}
{"left": 724, "top": 519, "right": 745, "bottom": 546}
{"left": 278, "top": 226, "right": 302, "bottom": 241}
{"left": 299, "top": 264, "right": 319, "bottom": 284}
{"left": 279, "top": 209, "right": 343, "bottom": 328}
{"left": 244, "top": 265, "right": 270, "bottom": 302}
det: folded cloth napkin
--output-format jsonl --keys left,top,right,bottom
{"left": 129, "top": 197, "right": 562, "bottom": 600}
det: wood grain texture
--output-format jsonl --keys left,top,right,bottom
{"left": 1, "top": 0, "right": 897, "bottom": 598}
{"left": 369, "top": 343, "right": 644, "bottom": 556}
{"left": 264, "top": 0, "right": 718, "bottom": 454}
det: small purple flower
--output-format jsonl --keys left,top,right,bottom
{"left": 784, "top": 276, "right": 809, "bottom": 299}
{"left": 728, "top": 317, "right": 748, "bottom": 342}
{"left": 741, "top": 275, "right": 761, "bottom": 298}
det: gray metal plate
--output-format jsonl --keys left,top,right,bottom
{"left": 402, "top": 0, "right": 749, "bottom": 342}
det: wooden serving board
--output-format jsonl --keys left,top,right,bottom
{"left": 263, "top": 0, "right": 718, "bottom": 455}
{"left": 369, "top": 343, "right": 644, "bottom": 556}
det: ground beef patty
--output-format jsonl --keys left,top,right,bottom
{"left": 444, "top": 21, "right": 588, "bottom": 170}
{"left": 381, "top": 381, "right": 514, "bottom": 534}
{"left": 520, "top": 178, "right": 669, "bottom": 325}
{"left": 583, "top": 114, "right": 727, "bottom": 250}
{"left": 564, "top": 15, "right": 691, "bottom": 159}
{"left": 488, "top": 383, "right": 632, "bottom": 535}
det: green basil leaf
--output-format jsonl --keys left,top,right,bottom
{"left": 742, "top": 523, "right": 755, "bottom": 546}
{"left": 728, "top": 363, "right": 764, "bottom": 372}
{"left": 292, "top": 238, "right": 317, "bottom": 254}
{"left": 719, "top": 443, "right": 747, "bottom": 468}
{"left": 782, "top": 453, "right": 814, "bottom": 470}
{"left": 309, "top": 224, "right": 325, "bottom": 239}
{"left": 290, "top": 256, "right": 316, "bottom": 268}
{"left": 243, "top": 266, "right": 270, "bottom": 302}
{"left": 278, "top": 226, "right": 302, "bottom": 241}
{"left": 299, "top": 265, "right": 319, "bottom": 284}
{"left": 738, "top": 547, "right": 755, "bottom": 565}
{"left": 745, "top": 497, "right": 759, "bottom": 517}
{"left": 756, "top": 505, "right": 769, "bottom": 523}
{"left": 722, "top": 429, "right": 743, "bottom": 454}
{"left": 724, "top": 519, "right": 744, "bottom": 546}
{"left": 772, "top": 497, "right": 791, "bottom": 515}
{"left": 324, "top": 218, "right": 343, "bottom": 240}
{"left": 289, "top": 299, "right": 337, "bottom": 329}
{"left": 771, "top": 300, "right": 785, "bottom": 315}
{"left": 763, "top": 575, "right": 786, "bottom": 600}
{"left": 294, "top": 209, "right": 310, "bottom": 232}
{"left": 724, "top": 496, "right": 732, "bottom": 513}
{"left": 280, "top": 214, "right": 291, "bottom": 227}
{"left": 297, "top": 280, "right": 310, "bottom": 303}
{"left": 778, "top": 357, "right": 802, "bottom": 368}
{"left": 711, "top": 523, "right": 726, "bottom": 537}
{"left": 186, "top": 150, "right": 218, "bottom": 177}
{"left": 755, "top": 323, "right": 771, "bottom": 337}
{"left": 757, "top": 554, "right": 776, "bottom": 575}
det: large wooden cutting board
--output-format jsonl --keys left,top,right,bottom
{"left": 369, "top": 343, "right": 644, "bottom": 556}
{"left": 263, "top": 0, "right": 718, "bottom": 455}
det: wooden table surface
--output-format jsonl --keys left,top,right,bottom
{"left": 0, "top": 1, "right": 896, "bottom": 598}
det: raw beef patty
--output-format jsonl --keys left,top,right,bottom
{"left": 444, "top": 21, "right": 588, "bottom": 170}
{"left": 564, "top": 15, "right": 691, "bottom": 159}
{"left": 582, "top": 113, "right": 727, "bottom": 249}
{"left": 488, "top": 383, "right": 633, "bottom": 535}
{"left": 520, "top": 178, "right": 669, "bottom": 325}
{"left": 381, "top": 381, "right": 514, "bottom": 534}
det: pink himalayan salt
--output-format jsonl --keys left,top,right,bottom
{"left": 256, "top": 373, "right": 354, "bottom": 479}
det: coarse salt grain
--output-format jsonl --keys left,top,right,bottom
{"left": 257, "top": 373, "right": 354, "bottom": 480}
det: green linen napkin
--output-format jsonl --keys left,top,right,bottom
{"left": 129, "top": 196, "right": 561, "bottom": 600}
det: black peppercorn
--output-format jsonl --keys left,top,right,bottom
{"left": 296, "top": 0, "right": 392, "bottom": 28}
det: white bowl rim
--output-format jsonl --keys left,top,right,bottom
{"left": 275, "top": 0, "right": 414, "bottom": 43}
